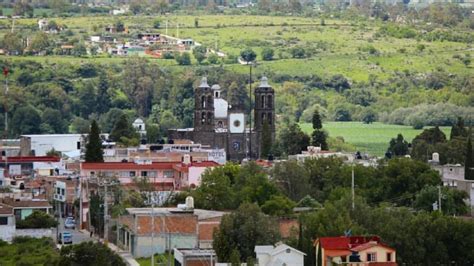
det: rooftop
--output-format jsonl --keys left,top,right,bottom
{"left": 316, "top": 236, "right": 383, "bottom": 250}
{"left": 126, "top": 208, "right": 226, "bottom": 221}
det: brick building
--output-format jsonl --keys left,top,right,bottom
{"left": 169, "top": 77, "right": 275, "bottom": 161}
{"left": 117, "top": 208, "right": 226, "bottom": 258}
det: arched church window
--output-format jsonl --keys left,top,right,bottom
{"left": 268, "top": 113, "right": 272, "bottom": 125}
{"left": 261, "top": 95, "right": 265, "bottom": 108}
{"left": 261, "top": 113, "right": 266, "bottom": 125}
{"left": 201, "top": 112, "right": 206, "bottom": 124}
{"left": 267, "top": 95, "right": 272, "bottom": 108}
{"left": 207, "top": 96, "right": 213, "bottom": 106}
{"left": 201, "top": 96, "right": 206, "bottom": 108}
{"left": 207, "top": 112, "right": 212, "bottom": 124}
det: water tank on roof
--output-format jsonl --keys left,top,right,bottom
{"left": 185, "top": 196, "right": 194, "bottom": 209}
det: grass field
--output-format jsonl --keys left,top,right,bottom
{"left": 300, "top": 122, "right": 451, "bottom": 157}
{"left": 2, "top": 15, "right": 471, "bottom": 82}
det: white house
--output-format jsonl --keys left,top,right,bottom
{"left": 255, "top": 243, "right": 306, "bottom": 266}
{"left": 132, "top": 118, "right": 146, "bottom": 137}
{"left": 0, "top": 204, "right": 15, "bottom": 242}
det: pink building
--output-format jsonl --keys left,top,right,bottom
{"left": 80, "top": 160, "right": 218, "bottom": 190}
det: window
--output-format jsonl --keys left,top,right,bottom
{"left": 129, "top": 171, "right": 136, "bottom": 177}
{"left": 261, "top": 95, "right": 265, "bottom": 108}
{"left": 201, "top": 96, "right": 206, "bottom": 108}
{"left": 164, "top": 170, "right": 174, "bottom": 178}
{"left": 141, "top": 171, "right": 148, "bottom": 177}
{"left": 77, "top": 141, "right": 81, "bottom": 150}
{"left": 0, "top": 217, "right": 8, "bottom": 225}
{"left": 207, "top": 112, "right": 212, "bottom": 124}
{"left": 56, "top": 188, "right": 60, "bottom": 194}
{"left": 201, "top": 112, "right": 206, "bottom": 125}
{"left": 267, "top": 113, "right": 272, "bottom": 125}
{"left": 367, "top": 253, "right": 377, "bottom": 262}
{"left": 61, "top": 188, "right": 65, "bottom": 196}
{"left": 267, "top": 95, "right": 272, "bottom": 108}
{"left": 261, "top": 113, "right": 266, "bottom": 125}
{"left": 386, "top": 252, "right": 392, "bottom": 262}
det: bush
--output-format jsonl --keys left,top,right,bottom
{"left": 16, "top": 211, "right": 58, "bottom": 229}
{"left": 261, "top": 47, "right": 274, "bottom": 61}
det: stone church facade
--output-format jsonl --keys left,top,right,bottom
{"left": 169, "top": 76, "right": 275, "bottom": 161}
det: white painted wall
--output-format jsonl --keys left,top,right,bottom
{"left": 23, "top": 134, "right": 83, "bottom": 156}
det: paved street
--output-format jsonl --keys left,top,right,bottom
{"left": 54, "top": 217, "right": 93, "bottom": 245}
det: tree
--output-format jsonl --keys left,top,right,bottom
{"left": 261, "top": 195, "right": 295, "bottom": 216}
{"left": 42, "top": 108, "right": 67, "bottom": 133}
{"left": 2, "top": 32, "right": 24, "bottom": 55}
{"left": 258, "top": 0, "right": 271, "bottom": 12}
{"left": 414, "top": 185, "right": 469, "bottom": 215}
{"left": 260, "top": 121, "right": 272, "bottom": 159}
{"left": 16, "top": 211, "right": 57, "bottom": 229}
{"left": 71, "top": 117, "right": 91, "bottom": 134}
{"left": 466, "top": 135, "right": 473, "bottom": 180}
{"left": 193, "top": 164, "right": 237, "bottom": 210}
{"left": 278, "top": 123, "right": 310, "bottom": 155}
{"left": 153, "top": 19, "right": 161, "bottom": 29}
{"left": 29, "top": 32, "right": 51, "bottom": 54}
{"left": 261, "top": 47, "right": 274, "bottom": 61}
{"left": 273, "top": 160, "right": 311, "bottom": 201}
{"left": 146, "top": 123, "right": 160, "bottom": 144}
{"left": 312, "top": 110, "right": 322, "bottom": 130}
{"left": 361, "top": 108, "right": 377, "bottom": 124}
{"left": 208, "top": 53, "right": 220, "bottom": 64}
{"left": 13, "top": 1, "right": 34, "bottom": 17}
{"left": 72, "top": 43, "right": 87, "bottom": 57}
{"left": 290, "top": 47, "right": 306, "bottom": 58}
{"left": 115, "top": 20, "right": 125, "bottom": 32}
{"left": 213, "top": 203, "right": 280, "bottom": 262}
{"left": 11, "top": 105, "right": 41, "bottom": 136}
{"left": 194, "top": 18, "right": 199, "bottom": 28}
{"left": 85, "top": 120, "right": 104, "bottom": 163}
{"left": 109, "top": 114, "right": 137, "bottom": 144}
{"left": 96, "top": 72, "right": 111, "bottom": 114}
{"left": 175, "top": 52, "right": 191, "bottom": 65}
{"left": 240, "top": 48, "right": 256, "bottom": 63}
{"left": 59, "top": 241, "right": 125, "bottom": 266}
{"left": 450, "top": 117, "right": 468, "bottom": 140}
{"left": 333, "top": 106, "right": 352, "bottom": 121}
{"left": 311, "top": 110, "right": 328, "bottom": 150}
{"left": 129, "top": 0, "right": 143, "bottom": 14}
{"left": 46, "top": 148, "right": 61, "bottom": 157}
{"left": 387, "top": 134, "right": 409, "bottom": 157}
{"left": 193, "top": 45, "right": 207, "bottom": 64}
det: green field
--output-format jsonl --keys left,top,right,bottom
{"left": 300, "top": 122, "right": 451, "bottom": 157}
{"left": 2, "top": 15, "right": 471, "bottom": 82}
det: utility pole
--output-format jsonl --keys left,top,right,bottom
{"left": 2, "top": 67, "right": 9, "bottom": 175}
{"left": 248, "top": 63, "right": 253, "bottom": 159}
{"left": 351, "top": 163, "right": 355, "bottom": 210}
{"left": 103, "top": 182, "right": 109, "bottom": 245}
{"left": 151, "top": 200, "right": 154, "bottom": 266}
{"left": 438, "top": 185, "right": 442, "bottom": 214}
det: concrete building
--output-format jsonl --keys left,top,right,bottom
{"left": 314, "top": 236, "right": 397, "bottom": 266}
{"left": 433, "top": 164, "right": 474, "bottom": 215}
{"left": 0, "top": 203, "right": 15, "bottom": 242}
{"left": 255, "top": 243, "right": 306, "bottom": 266}
{"left": 0, "top": 198, "right": 53, "bottom": 221}
{"left": 20, "top": 134, "right": 84, "bottom": 156}
{"left": 117, "top": 207, "right": 226, "bottom": 258}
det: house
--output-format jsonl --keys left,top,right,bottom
{"left": 432, "top": 162, "right": 474, "bottom": 215}
{"left": 117, "top": 205, "right": 226, "bottom": 258}
{"left": 80, "top": 159, "right": 218, "bottom": 190}
{"left": 174, "top": 248, "right": 216, "bottom": 266}
{"left": 132, "top": 118, "right": 146, "bottom": 137}
{"left": 1, "top": 198, "right": 53, "bottom": 221}
{"left": 0, "top": 203, "right": 15, "bottom": 242}
{"left": 254, "top": 243, "right": 306, "bottom": 266}
{"left": 314, "top": 236, "right": 397, "bottom": 266}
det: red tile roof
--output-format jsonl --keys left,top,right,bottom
{"left": 82, "top": 162, "right": 177, "bottom": 170}
{"left": 0, "top": 156, "right": 60, "bottom": 163}
{"left": 317, "top": 236, "right": 382, "bottom": 250}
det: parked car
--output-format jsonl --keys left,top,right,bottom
{"left": 58, "top": 232, "right": 72, "bottom": 244}
{"left": 64, "top": 217, "right": 76, "bottom": 229}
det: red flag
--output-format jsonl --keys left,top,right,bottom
{"left": 2, "top": 67, "right": 8, "bottom": 77}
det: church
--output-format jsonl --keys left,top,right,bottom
{"left": 169, "top": 76, "right": 276, "bottom": 161}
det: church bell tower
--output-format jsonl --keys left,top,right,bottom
{"left": 194, "top": 77, "right": 214, "bottom": 132}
